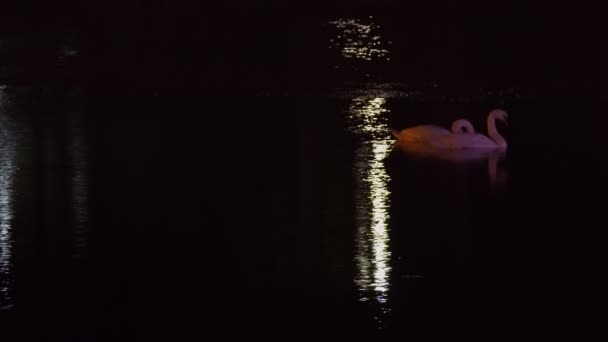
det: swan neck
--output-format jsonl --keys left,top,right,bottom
{"left": 487, "top": 114, "right": 507, "bottom": 148}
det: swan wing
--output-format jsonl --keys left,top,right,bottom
{"left": 400, "top": 142, "right": 501, "bottom": 162}
{"left": 396, "top": 125, "right": 451, "bottom": 144}
{"left": 437, "top": 133, "right": 498, "bottom": 149}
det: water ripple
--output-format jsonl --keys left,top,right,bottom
{"left": 349, "top": 96, "right": 393, "bottom": 322}
{"left": 0, "top": 88, "right": 16, "bottom": 310}
{"left": 329, "top": 18, "right": 391, "bottom": 62}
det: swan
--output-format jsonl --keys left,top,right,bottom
{"left": 436, "top": 109, "right": 508, "bottom": 149}
{"left": 391, "top": 118, "right": 475, "bottom": 146}
{"left": 393, "top": 109, "right": 508, "bottom": 150}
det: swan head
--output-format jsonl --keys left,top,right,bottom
{"left": 490, "top": 109, "right": 508, "bottom": 126}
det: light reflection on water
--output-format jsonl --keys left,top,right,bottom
{"left": 328, "top": 18, "right": 391, "bottom": 62}
{"left": 0, "top": 88, "right": 16, "bottom": 310}
{"left": 349, "top": 96, "right": 393, "bottom": 320}
{"left": 347, "top": 97, "right": 390, "bottom": 139}
{"left": 354, "top": 140, "right": 393, "bottom": 303}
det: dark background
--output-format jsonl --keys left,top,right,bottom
{"left": 0, "top": 1, "right": 600, "bottom": 93}
{"left": 0, "top": 1, "right": 603, "bottom": 341}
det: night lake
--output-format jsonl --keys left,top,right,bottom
{"left": 0, "top": 3, "right": 601, "bottom": 341}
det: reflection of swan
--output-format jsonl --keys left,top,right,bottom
{"left": 398, "top": 142, "right": 504, "bottom": 162}
{"left": 393, "top": 109, "right": 508, "bottom": 150}
{"left": 396, "top": 144, "right": 508, "bottom": 189}
{"left": 391, "top": 118, "right": 475, "bottom": 144}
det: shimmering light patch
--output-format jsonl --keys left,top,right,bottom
{"left": 354, "top": 140, "right": 393, "bottom": 307}
{"left": 346, "top": 97, "right": 390, "bottom": 140}
{"left": 328, "top": 18, "right": 390, "bottom": 61}
{"left": 349, "top": 95, "right": 393, "bottom": 316}
{"left": 0, "top": 88, "right": 16, "bottom": 310}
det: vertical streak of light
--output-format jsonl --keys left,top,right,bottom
{"left": 354, "top": 140, "right": 392, "bottom": 305}
{"left": 350, "top": 96, "right": 393, "bottom": 312}
{"left": 0, "top": 89, "right": 16, "bottom": 310}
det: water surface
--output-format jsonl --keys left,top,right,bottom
{"left": 0, "top": 10, "right": 599, "bottom": 341}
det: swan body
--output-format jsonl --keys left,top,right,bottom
{"left": 391, "top": 118, "right": 475, "bottom": 146}
{"left": 399, "top": 142, "right": 504, "bottom": 163}
{"left": 393, "top": 109, "right": 508, "bottom": 150}
{"left": 439, "top": 132, "right": 499, "bottom": 149}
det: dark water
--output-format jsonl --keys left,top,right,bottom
{"left": 0, "top": 7, "right": 601, "bottom": 342}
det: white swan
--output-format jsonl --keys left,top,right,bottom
{"left": 391, "top": 118, "right": 475, "bottom": 146}
{"left": 393, "top": 109, "right": 508, "bottom": 150}
{"left": 437, "top": 109, "right": 508, "bottom": 149}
